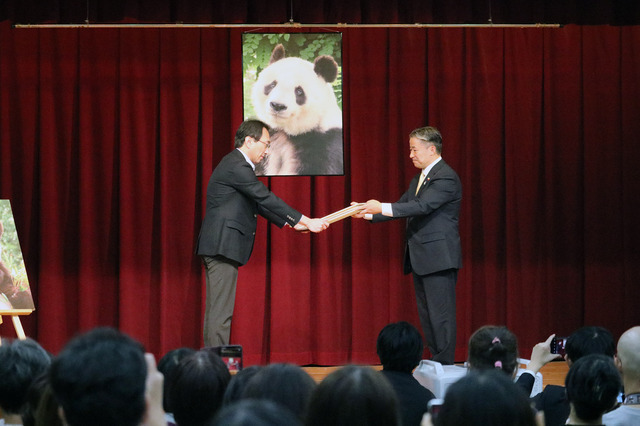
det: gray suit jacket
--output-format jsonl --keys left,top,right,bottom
{"left": 196, "top": 149, "right": 302, "bottom": 265}
{"left": 373, "top": 159, "right": 462, "bottom": 276}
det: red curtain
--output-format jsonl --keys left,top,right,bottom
{"left": 1, "top": 23, "right": 639, "bottom": 365}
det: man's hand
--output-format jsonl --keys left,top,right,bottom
{"left": 141, "top": 353, "right": 166, "bottom": 426}
{"left": 350, "top": 202, "right": 366, "bottom": 219}
{"left": 294, "top": 223, "right": 310, "bottom": 233}
{"left": 296, "top": 215, "right": 329, "bottom": 233}
{"left": 360, "top": 199, "right": 382, "bottom": 215}
{"left": 527, "top": 334, "right": 563, "bottom": 374}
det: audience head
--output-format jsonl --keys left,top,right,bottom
{"left": 240, "top": 363, "right": 316, "bottom": 421}
{"left": 377, "top": 321, "right": 424, "bottom": 373}
{"left": 306, "top": 364, "right": 400, "bottom": 426}
{"left": 427, "top": 370, "right": 537, "bottom": 426}
{"left": 615, "top": 325, "right": 640, "bottom": 385}
{"left": 0, "top": 337, "right": 51, "bottom": 418}
{"left": 213, "top": 398, "right": 302, "bottom": 426}
{"left": 22, "top": 371, "right": 63, "bottom": 426}
{"left": 565, "top": 326, "right": 615, "bottom": 365}
{"left": 157, "top": 346, "right": 196, "bottom": 412}
{"left": 222, "top": 365, "right": 263, "bottom": 406}
{"left": 565, "top": 353, "right": 621, "bottom": 423}
{"left": 467, "top": 325, "right": 519, "bottom": 377}
{"left": 165, "top": 348, "right": 231, "bottom": 426}
{"left": 49, "top": 327, "right": 147, "bottom": 426}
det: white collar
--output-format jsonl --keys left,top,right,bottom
{"left": 422, "top": 156, "right": 442, "bottom": 177}
{"left": 236, "top": 148, "right": 255, "bottom": 171}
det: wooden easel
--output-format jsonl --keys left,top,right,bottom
{"left": 0, "top": 309, "right": 32, "bottom": 343}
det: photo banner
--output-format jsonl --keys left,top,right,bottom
{"left": 242, "top": 33, "right": 344, "bottom": 176}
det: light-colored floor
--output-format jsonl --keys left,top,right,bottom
{"left": 303, "top": 360, "right": 569, "bottom": 387}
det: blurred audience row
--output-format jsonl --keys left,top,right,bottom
{"left": 1, "top": 322, "right": 638, "bottom": 426}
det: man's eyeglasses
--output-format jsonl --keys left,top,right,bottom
{"left": 254, "top": 138, "right": 271, "bottom": 149}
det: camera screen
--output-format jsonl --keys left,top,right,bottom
{"left": 208, "top": 345, "right": 243, "bottom": 372}
{"left": 551, "top": 337, "right": 567, "bottom": 356}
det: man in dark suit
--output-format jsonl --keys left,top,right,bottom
{"left": 356, "top": 126, "right": 462, "bottom": 364}
{"left": 196, "top": 120, "right": 329, "bottom": 347}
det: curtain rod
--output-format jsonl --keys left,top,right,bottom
{"left": 13, "top": 22, "right": 562, "bottom": 29}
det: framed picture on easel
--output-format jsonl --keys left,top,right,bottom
{"left": 0, "top": 199, "right": 34, "bottom": 339}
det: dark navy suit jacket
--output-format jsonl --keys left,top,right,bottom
{"left": 373, "top": 159, "right": 462, "bottom": 276}
{"left": 196, "top": 149, "right": 301, "bottom": 265}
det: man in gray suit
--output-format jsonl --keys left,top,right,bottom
{"left": 196, "top": 119, "right": 329, "bottom": 347}
{"left": 356, "top": 126, "right": 462, "bottom": 364}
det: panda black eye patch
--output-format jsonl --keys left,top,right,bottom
{"left": 295, "top": 86, "right": 306, "bottom": 105}
{"left": 264, "top": 81, "right": 277, "bottom": 95}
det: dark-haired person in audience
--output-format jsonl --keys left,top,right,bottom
{"left": 306, "top": 365, "right": 401, "bottom": 426}
{"left": 165, "top": 349, "right": 230, "bottom": 426}
{"left": 377, "top": 321, "right": 435, "bottom": 426}
{"left": 421, "top": 370, "right": 542, "bottom": 426}
{"left": 564, "top": 354, "right": 621, "bottom": 425}
{"left": 603, "top": 325, "right": 640, "bottom": 425}
{"left": 0, "top": 338, "right": 51, "bottom": 426}
{"left": 241, "top": 363, "right": 316, "bottom": 421}
{"left": 157, "top": 347, "right": 196, "bottom": 425}
{"left": 213, "top": 399, "right": 302, "bottom": 426}
{"left": 49, "top": 327, "right": 166, "bottom": 426}
{"left": 531, "top": 326, "right": 617, "bottom": 426}
{"left": 22, "top": 372, "right": 62, "bottom": 426}
{"left": 222, "top": 365, "right": 263, "bottom": 407}
{"left": 466, "top": 325, "right": 559, "bottom": 395}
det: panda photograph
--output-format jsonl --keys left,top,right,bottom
{"left": 242, "top": 33, "right": 344, "bottom": 176}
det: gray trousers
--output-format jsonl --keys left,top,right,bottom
{"left": 202, "top": 255, "right": 239, "bottom": 347}
{"left": 413, "top": 268, "right": 458, "bottom": 365}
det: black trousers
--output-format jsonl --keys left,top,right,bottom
{"left": 412, "top": 268, "right": 458, "bottom": 365}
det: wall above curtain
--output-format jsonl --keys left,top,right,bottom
{"left": 2, "top": 0, "right": 640, "bottom": 26}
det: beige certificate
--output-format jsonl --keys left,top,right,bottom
{"left": 321, "top": 203, "right": 365, "bottom": 224}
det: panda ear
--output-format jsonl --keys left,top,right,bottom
{"left": 314, "top": 55, "right": 339, "bottom": 83}
{"left": 270, "top": 44, "right": 286, "bottom": 64}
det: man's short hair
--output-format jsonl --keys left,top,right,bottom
{"left": 166, "top": 349, "right": 231, "bottom": 426}
{"left": 0, "top": 337, "right": 51, "bottom": 415}
{"left": 376, "top": 321, "right": 424, "bottom": 373}
{"left": 565, "top": 326, "right": 615, "bottom": 363}
{"left": 234, "top": 120, "right": 271, "bottom": 148}
{"left": 409, "top": 126, "right": 443, "bottom": 154}
{"left": 50, "top": 327, "right": 147, "bottom": 426}
{"left": 565, "top": 354, "right": 621, "bottom": 422}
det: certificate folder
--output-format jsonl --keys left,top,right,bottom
{"left": 321, "top": 203, "right": 365, "bottom": 224}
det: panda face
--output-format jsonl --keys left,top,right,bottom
{"left": 262, "top": 80, "right": 307, "bottom": 109}
{"left": 252, "top": 56, "right": 342, "bottom": 136}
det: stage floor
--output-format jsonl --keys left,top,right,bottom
{"left": 303, "top": 360, "right": 569, "bottom": 387}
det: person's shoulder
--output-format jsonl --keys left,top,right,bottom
{"left": 215, "top": 150, "right": 251, "bottom": 174}
{"left": 381, "top": 370, "right": 435, "bottom": 397}
{"left": 603, "top": 404, "right": 640, "bottom": 423}
{"left": 438, "top": 159, "right": 460, "bottom": 176}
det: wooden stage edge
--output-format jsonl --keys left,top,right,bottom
{"left": 302, "top": 360, "right": 569, "bottom": 387}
